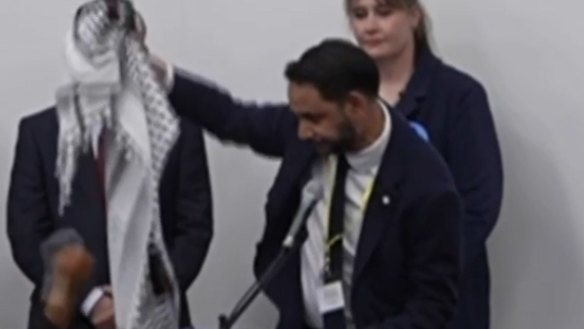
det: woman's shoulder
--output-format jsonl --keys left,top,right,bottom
{"left": 419, "top": 49, "right": 492, "bottom": 118}
{"left": 433, "top": 55, "right": 487, "bottom": 96}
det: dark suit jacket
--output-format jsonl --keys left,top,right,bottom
{"left": 7, "top": 107, "right": 213, "bottom": 329}
{"left": 394, "top": 46, "right": 504, "bottom": 329}
{"left": 167, "top": 72, "right": 463, "bottom": 329}
{"left": 33, "top": 313, "right": 59, "bottom": 329}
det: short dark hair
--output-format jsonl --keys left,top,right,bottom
{"left": 284, "top": 39, "right": 380, "bottom": 102}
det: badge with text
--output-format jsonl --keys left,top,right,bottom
{"left": 317, "top": 281, "right": 345, "bottom": 314}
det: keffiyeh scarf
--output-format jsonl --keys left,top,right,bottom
{"left": 55, "top": 1, "right": 180, "bottom": 328}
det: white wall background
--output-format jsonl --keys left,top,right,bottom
{"left": 0, "top": 0, "right": 582, "bottom": 328}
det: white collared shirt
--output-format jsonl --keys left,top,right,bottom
{"left": 299, "top": 102, "right": 392, "bottom": 329}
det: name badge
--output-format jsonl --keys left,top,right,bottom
{"left": 317, "top": 281, "right": 345, "bottom": 314}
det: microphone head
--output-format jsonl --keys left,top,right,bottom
{"left": 283, "top": 188, "right": 322, "bottom": 249}
{"left": 40, "top": 228, "right": 87, "bottom": 301}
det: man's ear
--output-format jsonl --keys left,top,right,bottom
{"left": 344, "top": 91, "right": 369, "bottom": 117}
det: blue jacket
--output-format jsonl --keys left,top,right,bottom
{"left": 394, "top": 46, "right": 504, "bottom": 329}
{"left": 169, "top": 72, "right": 463, "bottom": 329}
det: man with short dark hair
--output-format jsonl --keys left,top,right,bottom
{"left": 157, "top": 38, "right": 462, "bottom": 329}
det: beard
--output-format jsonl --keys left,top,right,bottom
{"left": 315, "top": 119, "right": 358, "bottom": 156}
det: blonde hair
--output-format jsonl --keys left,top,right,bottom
{"left": 345, "top": 0, "right": 431, "bottom": 52}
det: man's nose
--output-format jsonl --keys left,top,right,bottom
{"left": 298, "top": 122, "right": 315, "bottom": 141}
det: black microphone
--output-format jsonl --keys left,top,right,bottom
{"left": 39, "top": 228, "right": 85, "bottom": 301}
{"left": 218, "top": 196, "right": 320, "bottom": 329}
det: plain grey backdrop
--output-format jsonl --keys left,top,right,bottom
{"left": 0, "top": 0, "right": 583, "bottom": 328}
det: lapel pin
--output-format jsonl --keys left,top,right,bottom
{"left": 382, "top": 195, "right": 390, "bottom": 205}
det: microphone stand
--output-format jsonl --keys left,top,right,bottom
{"left": 218, "top": 245, "right": 298, "bottom": 329}
{"left": 218, "top": 199, "right": 318, "bottom": 329}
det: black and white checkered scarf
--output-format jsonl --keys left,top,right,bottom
{"left": 55, "top": 1, "right": 180, "bottom": 328}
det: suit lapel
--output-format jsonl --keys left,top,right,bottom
{"left": 290, "top": 145, "right": 318, "bottom": 191}
{"left": 269, "top": 140, "right": 318, "bottom": 222}
{"left": 353, "top": 110, "right": 407, "bottom": 283}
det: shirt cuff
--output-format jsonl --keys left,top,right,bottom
{"left": 81, "top": 287, "right": 105, "bottom": 317}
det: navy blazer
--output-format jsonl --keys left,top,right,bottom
{"left": 394, "top": 47, "right": 503, "bottom": 329}
{"left": 31, "top": 313, "right": 60, "bottom": 329}
{"left": 168, "top": 72, "right": 463, "bottom": 329}
{"left": 7, "top": 108, "right": 213, "bottom": 329}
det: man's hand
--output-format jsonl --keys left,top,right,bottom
{"left": 128, "top": 11, "right": 168, "bottom": 86}
{"left": 150, "top": 55, "right": 169, "bottom": 85}
{"left": 91, "top": 294, "right": 116, "bottom": 329}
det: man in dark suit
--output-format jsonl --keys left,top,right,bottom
{"left": 156, "top": 38, "right": 463, "bottom": 329}
{"left": 7, "top": 106, "right": 213, "bottom": 329}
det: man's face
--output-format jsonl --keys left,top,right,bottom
{"left": 288, "top": 82, "right": 357, "bottom": 155}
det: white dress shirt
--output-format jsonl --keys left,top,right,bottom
{"left": 299, "top": 102, "right": 392, "bottom": 329}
